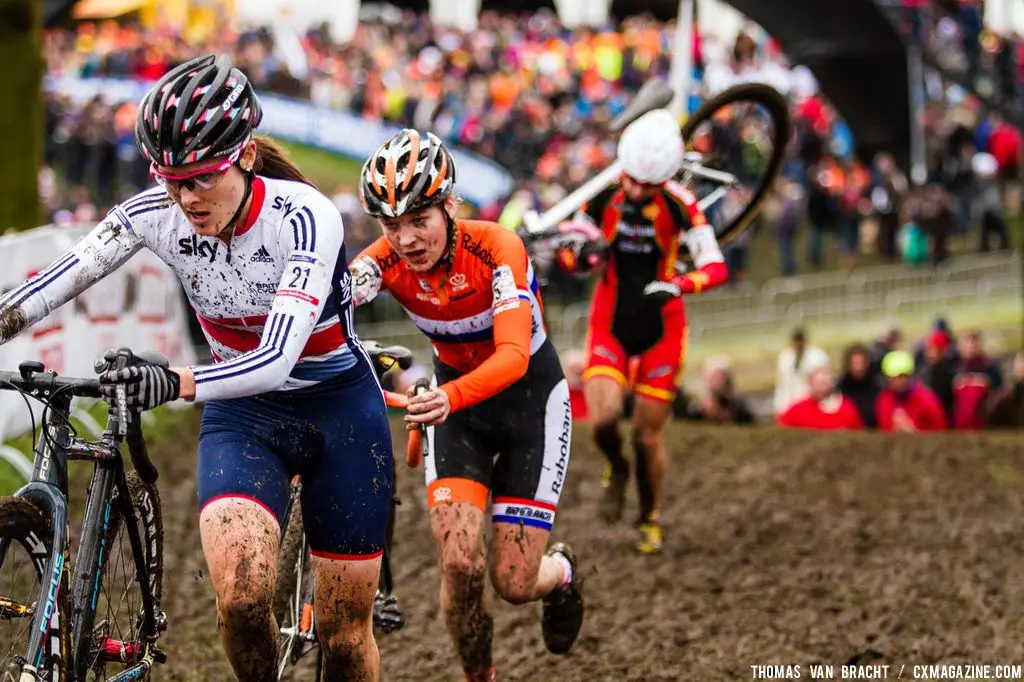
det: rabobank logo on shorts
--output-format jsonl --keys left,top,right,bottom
{"left": 551, "top": 396, "right": 572, "bottom": 495}
{"left": 493, "top": 498, "right": 556, "bottom": 532}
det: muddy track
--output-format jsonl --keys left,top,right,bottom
{"left": 144, "top": 414, "right": 1024, "bottom": 681}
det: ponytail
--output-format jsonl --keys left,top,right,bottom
{"left": 251, "top": 135, "right": 319, "bottom": 190}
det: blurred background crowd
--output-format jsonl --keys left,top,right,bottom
{"left": 554, "top": 320, "right": 1023, "bottom": 430}
{"left": 38, "top": 4, "right": 1023, "bottom": 287}
{"left": 28, "top": 1, "right": 1023, "bottom": 431}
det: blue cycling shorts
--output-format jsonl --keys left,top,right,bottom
{"left": 197, "top": 362, "right": 393, "bottom": 559}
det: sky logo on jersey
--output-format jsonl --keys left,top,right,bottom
{"left": 178, "top": 235, "right": 219, "bottom": 263}
{"left": 337, "top": 271, "right": 352, "bottom": 304}
{"left": 249, "top": 246, "right": 274, "bottom": 263}
{"left": 272, "top": 196, "right": 296, "bottom": 216}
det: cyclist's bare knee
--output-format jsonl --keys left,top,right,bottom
{"left": 584, "top": 375, "right": 624, "bottom": 426}
{"left": 488, "top": 524, "right": 548, "bottom": 605}
{"left": 431, "top": 503, "right": 488, "bottom": 594}
{"left": 632, "top": 396, "right": 672, "bottom": 445}
{"left": 311, "top": 555, "right": 379, "bottom": 679}
{"left": 199, "top": 497, "right": 279, "bottom": 619}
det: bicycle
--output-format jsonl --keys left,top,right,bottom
{"left": 0, "top": 348, "right": 166, "bottom": 681}
{"left": 519, "top": 82, "right": 792, "bottom": 279}
{"left": 272, "top": 341, "right": 428, "bottom": 681}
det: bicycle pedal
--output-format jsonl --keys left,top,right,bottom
{"left": 152, "top": 647, "right": 167, "bottom": 664}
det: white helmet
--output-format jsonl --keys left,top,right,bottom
{"left": 617, "top": 108, "right": 683, "bottom": 184}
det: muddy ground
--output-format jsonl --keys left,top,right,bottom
{"left": 129, "top": 414, "right": 1024, "bottom": 681}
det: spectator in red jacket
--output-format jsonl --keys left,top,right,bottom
{"left": 779, "top": 363, "right": 864, "bottom": 430}
{"left": 988, "top": 114, "right": 1022, "bottom": 178}
{"left": 953, "top": 329, "right": 1004, "bottom": 430}
{"left": 876, "top": 350, "right": 948, "bottom": 432}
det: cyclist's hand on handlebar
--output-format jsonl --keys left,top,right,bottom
{"left": 98, "top": 361, "right": 181, "bottom": 411}
{"left": 405, "top": 386, "right": 450, "bottom": 428}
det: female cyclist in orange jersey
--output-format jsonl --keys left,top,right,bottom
{"left": 348, "top": 130, "right": 584, "bottom": 682}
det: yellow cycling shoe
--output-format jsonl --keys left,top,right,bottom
{"left": 635, "top": 521, "right": 663, "bottom": 554}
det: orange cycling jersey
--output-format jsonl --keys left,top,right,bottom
{"left": 351, "top": 220, "right": 547, "bottom": 412}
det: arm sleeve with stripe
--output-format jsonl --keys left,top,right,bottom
{"left": 190, "top": 201, "right": 345, "bottom": 402}
{"left": 0, "top": 211, "right": 143, "bottom": 344}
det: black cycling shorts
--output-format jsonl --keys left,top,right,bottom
{"left": 423, "top": 339, "right": 571, "bottom": 533}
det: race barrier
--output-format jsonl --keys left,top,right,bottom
{"left": 45, "top": 75, "right": 516, "bottom": 209}
{"left": 0, "top": 224, "right": 197, "bottom": 442}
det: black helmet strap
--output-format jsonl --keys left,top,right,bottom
{"left": 216, "top": 169, "right": 255, "bottom": 239}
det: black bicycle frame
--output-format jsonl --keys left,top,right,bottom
{"left": 68, "top": 436, "right": 158, "bottom": 679}
{"left": 3, "top": 392, "right": 158, "bottom": 679}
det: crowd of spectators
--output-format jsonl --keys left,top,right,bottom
{"left": 891, "top": 0, "right": 1023, "bottom": 112}
{"left": 38, "top": 7, "right": 1021, "bottom": 293}
{"left": 37, "top": 9, "right": 1020, "bottom": 432}
{"left": 772, "top": 321, "right": 1022, "bottom": 431}
{"left": 553, "top": 318, "right": 1020, "bottom": 432}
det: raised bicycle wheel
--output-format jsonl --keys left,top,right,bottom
{"left": 677, "top": 82, "right": 792, "bottom": 263}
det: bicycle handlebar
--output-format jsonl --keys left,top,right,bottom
{"left": 405, "top": 379, "right": 430, "bottom": 469}
{"left": 0, "top": 363, "right": 102, "bottom": 399}
{"left": 0, "top": 358, "right": 159, "bottom": 483}
{"left": 2, "top": 343, "right": 418, "bottom": 484}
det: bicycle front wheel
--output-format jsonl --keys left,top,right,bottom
{"left": 0, "top": 496, "right": 71, "bottom": 680}
{"left": 678, "top": 82, "right": 792, "bottom": 262}
{"left": 77, "top": 472, "right": 164, "bottom": 681}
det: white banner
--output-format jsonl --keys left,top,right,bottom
{"left": 44, "top": 76, "right": 516, "bottom": 209}
{"left": 0, "top": 225, "right": 197, "bottom": 442}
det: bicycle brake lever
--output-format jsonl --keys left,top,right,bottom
{"left": 112, "top": 348, "right": 134, "bottom": 437}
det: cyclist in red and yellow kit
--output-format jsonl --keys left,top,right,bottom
{"left": 350, "top": 130, "right": 583, "bottom": 681}
{"left": 560, "top": 109, "right": 729, "bottom": 554}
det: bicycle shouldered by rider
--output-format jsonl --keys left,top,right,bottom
{"left": 551, "top": 108, "right": 730, "bottom": 554}
{"left": 349, "top": 129, "right": 584, "bottom": 682}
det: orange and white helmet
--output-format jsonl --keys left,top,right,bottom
{"left": 617, "top": 108, "right": 683, "bottom": 185}
{"left": 360, "top": 129, "right": 457, "bottom": 218}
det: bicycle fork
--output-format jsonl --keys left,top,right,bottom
{"left": 8, "top": 482, "right": 72, "bottom": 682}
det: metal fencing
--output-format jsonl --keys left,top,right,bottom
{"left": 357, "top": 250, "right": 1022, "bottom": 359}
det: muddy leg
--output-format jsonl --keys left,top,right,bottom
{"left": 430, "top": 502, "right": 492, "bottom": 681}
{"left": 488, "top": 523, "right": 561, "bottom": 603}
{"left": 311, "top": 555, "right": 381, "bottom": 682}
{"left": 200, "top": 498, "right": 280, "bottom": 681}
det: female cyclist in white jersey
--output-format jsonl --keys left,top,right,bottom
{"left": 0, "top": 55, "right": 392, "bottom": 681}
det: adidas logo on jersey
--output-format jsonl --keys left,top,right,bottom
{"left": 250, "top": 246, "right": 275, "bottom": 263}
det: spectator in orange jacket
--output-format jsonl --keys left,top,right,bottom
{"left": 779, "top": 363, "right": 864, "bottom": 430}
{"left": 876, "top": 350, "right": 948, "bottom": 432}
